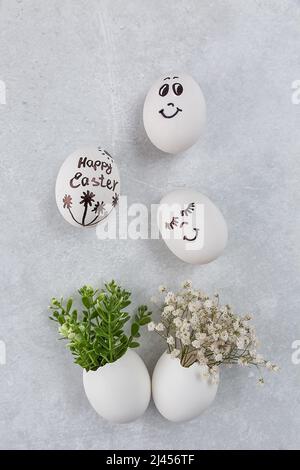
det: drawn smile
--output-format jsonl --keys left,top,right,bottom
{"left": 159, "top": 106, "right": 182, "bottom": 119}
{"left": 183, "top": 228, "right": 199, "bottom": 242}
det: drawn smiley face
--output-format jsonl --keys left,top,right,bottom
{"left": 158, "top": 76, "right": 183, "bottom": 119}
{"left": 158, "top": 189, "right": 228, "bottom": 265}
{"left": 165, "top": 203, "right": 200, "bottom": 242}
{"left": 143, "top": 73, "right": 206, "bottom": 154}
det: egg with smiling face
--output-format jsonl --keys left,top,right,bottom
{"left": 157, "top": 189, "right": 228, "bottom": 264}
{"left": 143, "top": 73, "right": 206, "bottom": 154}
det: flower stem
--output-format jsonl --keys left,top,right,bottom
{"left": 82, "top": 203, "right": 88, "bottom": 226}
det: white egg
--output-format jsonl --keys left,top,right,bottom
{"left": 83, "top": 350, "right": 151, "bottom": 423}
{"left": 157, "top": 189, "right": 228, "bottom": 264}
{"left": 152, "top": 352, "right": 218, "bottom": 422}
{"left": 55, "top": 146, "right": 120, "bottom": 227}
{"left": 143, "top": 73, "right": 206, "bottom": 154}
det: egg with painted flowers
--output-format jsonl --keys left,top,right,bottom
{"left": 55, "top": 146, "right": 120, "bottom": 227}
{"left": 143, "top": 73, "right": 206, "bottom": 154}
{"left": 157, "top": 189, "right": 228, "bottom": 264}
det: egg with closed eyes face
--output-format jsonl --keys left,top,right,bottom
{"left": 143, "top": 73, "right": 206, "bottom": 154}
{"left": 157, "top": 189, "right": 228, "bottom": 264}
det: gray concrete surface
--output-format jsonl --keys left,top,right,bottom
{"left": 0, "top": 0, "right": 300, "bottom": 450}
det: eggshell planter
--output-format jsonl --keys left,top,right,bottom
{"left": 152, "top": 352, "right": 218, "bottom": 422}
{"left": 83, "top": 350, "right": 151, "bottom": 423}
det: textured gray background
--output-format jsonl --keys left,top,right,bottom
{"left": 0, "top": 0, "right": 300, "bottom": 450}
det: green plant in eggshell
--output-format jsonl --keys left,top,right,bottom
{"left": 49, "top": 280, "right": 152, "bottom": 371}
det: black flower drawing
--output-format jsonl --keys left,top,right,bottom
{"left": 63, "top": 194, "right": 72, "bottom": 209}
{"left": 62, "top": 194, "right": 81, "bottom": 226}
{"left": 112, "top": 193, "right": 119, "bottom": 207}
{"left": 62, "top": 190, "right": 116, "bottom": 227}
{"left": 79, "top": 191, "right": 96, "bottom": 225}
{"left": 80, "top": 191, "right": 95, "bottom": 207}
{"left": 92, "top": 201, "right": 106, "bottom": 215}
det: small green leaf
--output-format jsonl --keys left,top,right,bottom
{"left": 66, "top": 298, "right": 73, "bottom": 313}
{"left": 129, "top": 342, "right": 139, "bottom": 348}
{"left": 82, "top": 297, "right": 91, "bottom": 309}
{"left": 131, "top": 322, "right": 139, "bottom": 336}
{"left": 139, "top": 316, "right": 151, "bottom": 325}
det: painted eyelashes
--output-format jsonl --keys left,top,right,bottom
{"left": 165, "top": 202, "right": 198, "bottom": 241}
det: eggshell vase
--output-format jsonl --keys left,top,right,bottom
{"left": 83, "top": 350, "right": 151, "bottom": 423}
{"left": 56, "top": 146, "right": 120, "bottom": 227}
{"left": 158, "top": 188, "right": 228, "bottom": 264}
{"left": 143, "top": 72, "right": 206, "bottom": 154}
{"left": 152, "top": 352, "right": 219, "bottom": 423}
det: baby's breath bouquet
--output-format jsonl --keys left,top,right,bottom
{"left": 148, "top": 281, "right": 278, "bottom": 384}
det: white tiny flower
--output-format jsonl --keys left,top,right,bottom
{"left": 181, "top": 334, "right": 191, "bottom": 345}
{"left": 265, "top": 361, "right": 273, "bottom": 370}
{"left": 155, "top": 322, "right": 164, "bottom": 332}
{"left": 165, "top": 291, "right": 176, "bottom": 304}
{"left": 220, "top": 331, "right": 228, "bottom": 342}
{"left": 164, "top": 305, "right": 174, "bottom": 314}
{"left": 170, "top": 349, "right": 180, "bottom": 358}
{"left": 272, "top": 365, "right": 279, "bottom": 372}
{"left": 192, "top": 339, "right": 201, "bottom": 348}
{"left": 255, "top": 354, "right": 264, "bottom": 364}
{"left": 239, "top": 328, "right": 247, "bottom": 337}
{"left": 173, "top": 308, "right": 183, "bottom": 317}
{"left": 158, "top": 285, "right": 166, "bottom": 293}
{"left": 147, "top": 321, "right": 156, "bottom": 331}
{"left": 236, "top": 338, "right": 245, "bottom": 349}
{"left": 197, "top": 354, "right": 208, "bottom": 365}
{"left": 174, "top": 317, "right": 182, "bottom": 328}
{"left": 209, "top": 343, "right": 219, "bottom": 353}
{"left": 167, "top": 336, "right": 175, "bottom": 345}
{"left": 204, "top": 299, "right": 213, "bottom": 309}
{"left": 258, "top": 377, "right": 265, "bottom": 386}
{"left": 215, "top": 353, "right": 223, "bottom": 362}
{"left": 176, "top": 296, "right": 184, "bottom": 306}
{"left": 196, "top": 332, "right": 207, "bottom": 341}
{"left": 238, "top": 357, "right": 249, "bottom": 367}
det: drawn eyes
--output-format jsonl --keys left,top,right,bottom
{"left": 173, "top": 83, "right": 183, "bottom": 96}
{"left": 159, "top": 83, "right": 183, "bottom": 97}
{"left": 165, "top": 203, "right": 196, "bottom": 230}
{"left": 181, "top": 202, "right": 195, "bottom": 217}
{"left": 159, "top": 84, "right": 169, "bottom": 97}
{"left": 165, "top": 217, "right": 178, "bottom": 230}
